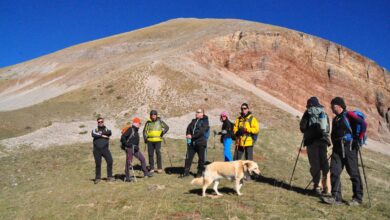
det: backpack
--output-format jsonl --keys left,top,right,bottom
{"left": 307, "top": 107, "right": 330, "bottom": 137}
{"left": 120, "top": 127, "right": 135, "bottom": 151}
{"left": 229, "top": 120, "right": 236, "bottom": 141}
{"left": 342, "top": 110, "right": 368, "bottom": 144}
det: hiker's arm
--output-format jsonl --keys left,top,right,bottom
{"left": 143, "top": 123, "right": 148, "bottom": 142}
{"left": 193, "top": 123, "right": 208, "bottom": 139}
{"left": 186, "top": 123, "right": 192, "bottom": 137}
{"left": 233, "top": 119, "right": 239, "bottom": 135}
{"left": 245, "top": 117, "right": 259, "bottom": 135}
{"left": 102, "top": 129, "right": 112, "bottom": 138}
{"left": 299, "top": 112, "right": 308, "bottom": 133}
{"left": 161, "top": 120, "right": 169, "bottom": 135}
{"left": 347, "top": 111, "right": 367, "bottom": 140}
{"left": 91, "top": 129, "right": 101, "bottom": 138}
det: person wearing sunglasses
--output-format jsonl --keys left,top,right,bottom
{"left": 91, "top": 117, "right": 113, "bottom": 184}
{"left": 233, "top": 103, "right": 259, "bottom": 161}
{"left": 180, "top": 108, "right": 210, "bottom": 178}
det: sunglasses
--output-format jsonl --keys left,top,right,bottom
{"left": 241, "top": 108, "right": 248, "bottom": 110}
{"left": 196, "top": 111, "right": 203, "bottom": 113}
{"left": 97, "top": 121, "right": 104, "bottom": 123}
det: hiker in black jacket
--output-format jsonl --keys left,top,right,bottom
{"left": 299, "top": 97, "right": 331, "bottom": 195}
{"left": 121, "top": 117, "right": 152, "bottom": 181}
{"left": 91, "top": 117, "right": 113, "bottom": 184}
{"left": 219, "top": 111, "right": 234, "bottom": 161}
{"left": 179, "top": 108, "right": 210, "bottom": 178}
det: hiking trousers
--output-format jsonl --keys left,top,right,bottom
{"left": 93, "top": 146, "right": 113, "bottom": 180}
{"left": 330, "top": 140, "right": 363, "bottom": 202}
{"left": 147, "top": 141, "right": 162, "bottom": 170}
{"left": 125, "top": 148, "right": 148, "bottom": 179}
{"left": 307, "top": 140, "right": 329, "bottom": 189}
{"left": 234, "top": 146, "right": 253, "bottom": 160}
{"left": 223, "top": 137, "right": 233, "bottom": 161}
{"left": 184, "top": 143, "right": 206, "bottom": 174}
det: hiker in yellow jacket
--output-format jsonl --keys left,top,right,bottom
{"left": 233, "top": 103, "right": 259, "bottom": 160}
{"left": 143, "top": 110, "right": 169, "bottom": 173}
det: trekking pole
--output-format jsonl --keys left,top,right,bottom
{"left": 131, "top": 146, "right": 137, "bottom": 182}
{"left": 289, "top": 138, "right": 304, "bottom": 188}
{"left": 304, "top": 155, "right": 332, "bottom": 191}
{"left": 358, "top": 147, "right": 371, "bottom": 207}
{"left": 213, "top": 130, "right": 217, "bottom": 149}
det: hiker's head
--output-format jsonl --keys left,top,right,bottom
{"left": 195, "top": 108, "right": 204, "bottom": 119}
{"left": 132, "top": 117, "right": 141, "bottom": 128}
{"left": 241, "top": 103, "right": 249, "bottom": 115}
{"left": 220, "top": 111, "right": 228, "bottom": 122}
{"left": 97, "top": 117, "right": 104, "bottom": 127}
{"left": 150, "top": 110, "right": 158, "bottom": 121}
{"left": 306, "top": 97, "right": 321, "bottom": 108}
{"left": 331, "top": 97, "right": 346, "bottom": 115}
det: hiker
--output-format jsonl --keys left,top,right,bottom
{"left": 386, "top": 107, "right": 390, "bottom": 131}
{"left": 121, "top": 117, "right": 153, "bottom": 181}
{"left": 179, "top": 108, "right": 210, "bottom": 178}
{"left": 233, "top": 103, "right": 259, "bottom": 160}
{"left": 143, "top": 110, "right": 169, "bottom": 174}
{"left": 218, "top": 111, "right": 234, "bottom": 161}
{"left": 91, "top": 117, "right": 113, "bottom": 184}
{"left": 299, "top": 97, "right": 331, "bottom": 195}
{"left": 322, "top": 97, "right": 367, "bottom": 206}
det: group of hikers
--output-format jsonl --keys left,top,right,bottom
{"left": 91, "top": 97, "right": 369, "bottom": 206}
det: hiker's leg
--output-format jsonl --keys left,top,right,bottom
{"left": 134, "top": 151, "right": 149, "bottom": 174}
{"left": 125, "top": 150, "right": 130, "bottom": 179}
{"left": 307, "top": 143, "right": 321, "bottom": 188}
{"left": 184, "top": 145, "right": 195, "bottom": 174}
{"left": 245, "top": 146, "right": 253, "bottom": 160}
{"left": 93, "top": 148, "right": 102, "bottom": 180}
{"left": 319, "top": 142, "right": 330, "bottom": 192}
{"left": 234, "top": 146, "right": 244, "bottom": 160}
{"left": 147, "top": 142, "right": 155, "bottom": 170}
{"left": 330, "top": 150, "right": 344, "bottom": 201}
{"left": 223, "top": 138, "right": 233, "bottom": 161}
{"left": 197, "top": 144, "right": 206, "bottom": 174}
{"left": 155, "top": 142, "right": 162, "bottom": 169}
{"left": 345, "top": 142, "right": 363, "bottom": 202}
{"left": 102, "top": 147, "right": 113, "bottom": 178}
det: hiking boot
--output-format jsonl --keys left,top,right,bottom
{"left": 321, "top": 196, "right": 343, "bottom": 205}
{"left": 311, "top": 187, "right": 322, "bottom": 196}
{"left": 156, "top": 169, "right": 163, "bottom": 174}
{"left": 124, "top": 176, "right": 134, "bottom": 182}
{"left": 144, "top": 172, "right": 153, "bottom": 178}
{"left": 179, "top": 173, "right": 190, "bottom": 178}
{"left": 94, "top": 179, "right": 101, "bottom": 184}
{"left": 149, "top": 169, "right": 155, "bottom": 174}
{"left": 107, "top": 177, "right": 115, "bottom": 182}
{"left": 347, "top": 199, "right": 362, "bottom": 206}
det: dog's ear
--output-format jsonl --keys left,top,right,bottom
{"left": 243, "top": 160, "right": 251, "bottom": 173}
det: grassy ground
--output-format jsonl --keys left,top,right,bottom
{"left": 1, "top": 127, "right": 389, "bottom": 220}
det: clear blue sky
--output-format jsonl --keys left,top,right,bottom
{"left": 1, "top": 0, "right": 389, "bottom": 70}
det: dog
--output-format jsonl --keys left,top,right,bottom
{"left": 191, "top": 160, "right": 261, "bottom": 197}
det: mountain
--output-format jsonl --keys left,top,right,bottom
{"left": 0, "top": 18, "right": 389, "bottom": 148}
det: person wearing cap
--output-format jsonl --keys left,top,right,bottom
{"left": 218, "top": 111, "right": 234, "bottom": 161}
{"left": 121, "top": 117, "right": 153, "bottom": 181}
{"left": 233, "top": 103, "right": 259, "bottom": 160}
{"left": 143, "top": 110, "right": 169, "bottom": 174}
{"left": 180, "top": 108, "right": 210, "bottom": 178}
{"left": 299, "top": 97, "right": 331, "bottom": 196}
{"left": 322, "top": 97, "right": 367, "bottom": 206}
{"left": 91, "top": 117, "right": 113, "bottom": 184}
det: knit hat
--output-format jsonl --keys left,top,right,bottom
{"left": 150, "top": 110, "right": 158, "bottom": 116}
{"left": 220, "top": 111, "right": 228, "bottom": 117}
{"left": 132, "top": 117, "right": 141, "bottom": 124}
{"left": 331, "top": 97, "right": 346, "bottom": 109}
{"left": 241, "top": 103, "right": 249, "bottom": 109}
{"left": 306, "top": 96, "right": 321, "bottom": 108}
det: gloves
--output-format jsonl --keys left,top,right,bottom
{"left": 221, "top": 130, "right": 227, "bottom": 135}
{"left": 358, "top": 138, "right": 364, "bottom": 148}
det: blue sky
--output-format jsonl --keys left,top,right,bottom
{"left": 0, "top": 0, "right": 389, "bottom": 70}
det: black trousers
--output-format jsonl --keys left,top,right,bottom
{"left": 184, "top": 143, "right": 206, "bottom": 174}
{"left": 330, "top": 140, "right": 363, "bottom": 202}
{"left": 93, "top": 146, "right": 113, "bottom": 179}
{"left": 234, "top": 146, "right": 253, "bottom": 160}
{"left": 147, "top": 141, "right": 162, "bottom": 170}
{"left": 307, "top": 140, "right": 329, "bottom": 187}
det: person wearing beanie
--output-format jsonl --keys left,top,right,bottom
{"left": 121, "top": 117, "right": 153, "bottom": 181}
{"left": 143, "top": 110, "right": 169, "bottom": 174}
{"left": 233, "top": 103, "right": 259, "bottom": 160}
{"left": 91, "top": 117, "right": 113, "bottom": 184}
{"left": 323, "top": 97, "right": 367, "bottom": 206}
{"left": 299, "top": 97, "right": 331, "bottom": 196}
{"left": 218, "top": 111, "right": 234, "bottom": 161}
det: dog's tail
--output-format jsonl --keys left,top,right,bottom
{"left": 191, "top": 177, "right": 203, "bottom": 185}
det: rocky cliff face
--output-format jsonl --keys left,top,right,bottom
{"left": 192, "top": 30, "right": 390, "bottom": 141}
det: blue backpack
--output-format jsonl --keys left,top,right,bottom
{"left": 342, "top": 110, "right": 368, "bottom": 144}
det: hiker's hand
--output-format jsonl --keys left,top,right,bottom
{"left": 102, "top": 135, "right": 108, "bottom": 138}
{"left": 186, "top": 134, "right": 192, "bottom": 139}
{"left": 221, "top": 130, "right": 227, "bottom": 135}
{"left": 358, "top": 138, "right": 364, "bottom": 147}
{"left": 236, "top": 127, "right": 244, "bottom": 136}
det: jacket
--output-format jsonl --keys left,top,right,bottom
{"left": 91, "top": 126, "right": 112, "bottom": 148}
{"left": 233, "top": 112, "right": 259, "bottom": 147}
